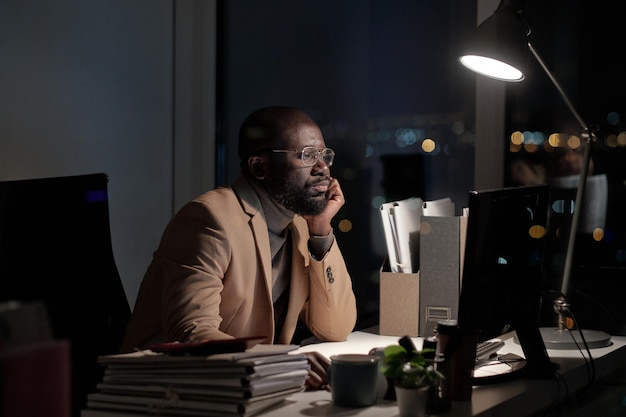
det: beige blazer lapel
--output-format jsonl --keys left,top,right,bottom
{"left": 232, "top": 176, "right": 274, "bottom": 300}
{"left": 249, "top": 211, "right": 273, "bottom": 295}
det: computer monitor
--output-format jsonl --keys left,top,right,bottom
{"left": 457, "top": 184, "right": 557, "bottom": 383}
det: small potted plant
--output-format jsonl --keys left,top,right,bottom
{"left": 381, "top": 344, "right": 444, "bottom": 417}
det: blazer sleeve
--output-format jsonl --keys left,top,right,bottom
{"left": 301, "top": 236, "right": 357, "bottom": 342}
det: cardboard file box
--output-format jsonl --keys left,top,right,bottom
{"left": 379, "top": 215, "right": 467, "bottom": 338}
{"left": 379, "top": 260, "right": 421, "bottom": 337}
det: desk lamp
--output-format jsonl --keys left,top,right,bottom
{"left": 458, "top": 0, "right": 611, "bottom": 349}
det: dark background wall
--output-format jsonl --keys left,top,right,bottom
{"left": 0, "top": 0, "right": 176, "bottom": 309}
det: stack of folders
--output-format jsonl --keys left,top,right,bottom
{"left": 379, "top": 197, "right": 455, "bottom": 273}
{"left": 80, "top": 340, "right": 309, "bottom": 417}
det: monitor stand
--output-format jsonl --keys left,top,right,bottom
{"left": 475, "top": 327, "right": 611, "bottom": 383}
{"left": 473, "top": 322, "right": 561, "bottom": 385}
{"left": 539, "top": 327, "right": 612, "bottom": 350}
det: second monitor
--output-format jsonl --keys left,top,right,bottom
{"left": 457, "top": 184, "right": 557, "bottom": 383}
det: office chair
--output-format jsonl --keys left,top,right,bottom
{"left": 0, "top": 173, "right": 131, "bottom": 417}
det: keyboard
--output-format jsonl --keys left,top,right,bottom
{"left": 475, "top": 338, "right": 505, "bottom": 361}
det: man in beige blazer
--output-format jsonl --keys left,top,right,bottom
{"left": 120, "top": 106, "right": 357, "bottom": 390}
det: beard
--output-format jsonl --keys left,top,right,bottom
{"left": 270, "top": 176, "right": 329, "bottom": 216}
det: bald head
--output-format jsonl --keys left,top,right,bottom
{"left": 238, "top": 106, "right": 319, "bottom": 169}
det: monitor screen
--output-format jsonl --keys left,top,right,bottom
{"left": 457, "top": 184, "right": 557, "bottom": 382}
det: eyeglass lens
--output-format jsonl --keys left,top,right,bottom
{"left": 301, "top": 147, "right": 334, "bottom": 167}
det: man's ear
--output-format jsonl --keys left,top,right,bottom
{"left": 248, "top": 156, "right": 267, "bottom": 179}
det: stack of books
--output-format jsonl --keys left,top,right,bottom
{"left": 80, "top": 340, "right": 309, "bottom": 417}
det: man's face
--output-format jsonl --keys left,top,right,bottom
{"left": 265, "top": 124, "right": 332, "bottom": 216}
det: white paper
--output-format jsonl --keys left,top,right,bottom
{"left": 380, "top": 197, "right": 423, "bottom": 273}
{"left": 422, "top": 197, "right": 455, "bottom": 217}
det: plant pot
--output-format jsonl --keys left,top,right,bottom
{"left": 394, "top": 385, "right": 429, "bottom": 417}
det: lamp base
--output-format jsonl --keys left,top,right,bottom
{"left": 539, "top": 327, "right": 611, "bottom": 350}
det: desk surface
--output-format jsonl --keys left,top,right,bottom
{"left": 263, "top": 329, "right": 626, "bottom": 417}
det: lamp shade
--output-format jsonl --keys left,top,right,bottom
{"left": 459, "top": 4, "right": 529, "bottom": 82}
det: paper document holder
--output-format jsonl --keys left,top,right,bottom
{"left": 379, "top": 258, "right": 420, "bottom": 337}
{"left": 379, "top": 215, "right": 467, "bottom": 338}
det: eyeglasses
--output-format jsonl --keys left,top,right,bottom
{"left": 270, "top": 146, "right": 335, "bottom": 167}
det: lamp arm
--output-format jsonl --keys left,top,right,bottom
{"left": 527, "top": 41, "right": 596, "bottom": 299}
{"left": 527, "top": 42, "right": 589, "bottom": 133}
{"left": 560, "top": 131, "right": 592, "bottom": 298}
